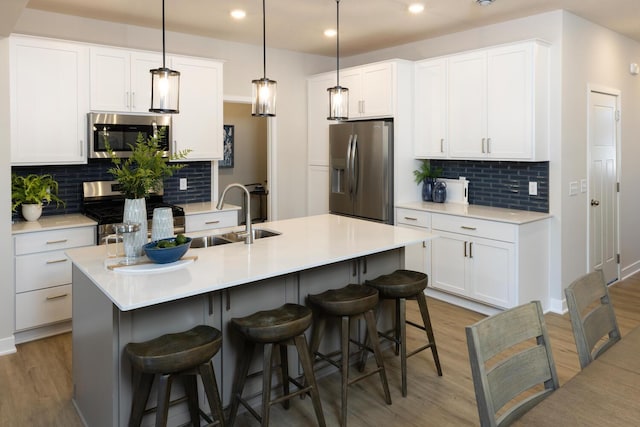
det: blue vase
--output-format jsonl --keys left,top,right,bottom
{"left": 432, "top": 181, "right": 447, "bottom": 203}
{"left": 422, "top": 178, "right": 435, "bottom": 202}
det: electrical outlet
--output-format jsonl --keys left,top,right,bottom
{"left": 179, "top": 178, "right": 187, "bottom": 190}
{"left": 528, "top": 182, "right": 538, "bottom": 196}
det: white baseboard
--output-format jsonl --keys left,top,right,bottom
{"left": 0, "top": 335, "right": 17, "bottom": 356}
{"left": 546, "top": 297, "right": 566, "bottom": 315}
{"left": 424, "top": 288, "right": 502, "bottom": 317}
{"left": 621, "top": 261, "right": 640, "bottom": 281}
{"left": 14, "top": 320, "right": 72, "bottom": 345}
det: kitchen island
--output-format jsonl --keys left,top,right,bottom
{"left": 66, "top": 214, "right": 435, "bottom": 427}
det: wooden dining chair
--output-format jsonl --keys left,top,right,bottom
{"left": 565, "top": 269, "right": 621, "bottom": 369}
{"left": 466, "top": 301, "right": 559, "bottom": 427}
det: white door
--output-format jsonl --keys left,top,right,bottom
{"left": 588, "top": 91, "right": 619, "bottom": 283}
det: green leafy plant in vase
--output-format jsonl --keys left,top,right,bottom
{"left": 106, "top": 129, "right": 191, "bottom": 256}
{"left": 413, "top": 160, "right": 442, "bottom": 202}
{"left": 11, "top": 173, "right": 65, "bottom": 221}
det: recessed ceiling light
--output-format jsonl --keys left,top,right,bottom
{"left": 476, "top": 0, "right": 495, "bottom": 5}
{"left": 230, "top": 9, "right": 246, "bottom": 19}
{"left": 324, "top": 28, "right": 337, "bottom": 37}
{"left": 408, "top": 3, "right": 425, "bottom": 14}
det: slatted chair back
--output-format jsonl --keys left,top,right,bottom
{"left": 565, "top": 270, "right": 621, "bottom": 369}
{"left": 466, "top": 301, "right": 559, "bottom": 427}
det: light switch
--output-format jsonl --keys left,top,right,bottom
{"left": 179, "top": 178, "right": 188, "bottom": 190}
{"left": 580, "top": 179, "right": 587, "bottom": 193}
{"left": 528, "top": 182, "right": 538, "bottom": 196}
{"left": 569, "top": 181, "right": 579, "bottom": 196}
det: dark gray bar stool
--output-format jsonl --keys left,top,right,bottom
{"left": 124, "top": 325, "right": 225, "bottom": 427}
{"left": 227, "top": 303, "right": 325, "bottom": 427}
{"left": 362, "top": 269, "right": 442, "bottom": 397}
{"left": 308, "top": 284, "right": 392, "bottom": 427}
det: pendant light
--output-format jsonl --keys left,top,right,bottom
{"left": 252, "top": 0, "right": 277, "bottom": 117}
{"left": 150, "top": 0, "right": 180, "bottom": 113}
{"left": 327, "top": 0, "right": 348, "bottom": 121}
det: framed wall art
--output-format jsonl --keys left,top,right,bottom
{"left": 220, "top": 124, "right": 234, "bottom": 168}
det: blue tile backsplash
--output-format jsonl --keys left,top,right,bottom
{"left": 11, "top": 160, "right": 212, "bottom": 220}
{"left": 430, "top": 160, "right": 549, "bottom": 212}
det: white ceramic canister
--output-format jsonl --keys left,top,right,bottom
{"left": 151, "top": 207, "right": 174, "bottom": 241}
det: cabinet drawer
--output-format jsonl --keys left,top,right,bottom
{"left": 14, "top": 227, "right": 95, "bottom": 255}
{"left": 396, "top": 208, "right": 431, "bottom": 229}
{"left": 185, "top": 210, "right": 238, "bottom": 233}
{"left": 15, "top": 284, "right": 72, "bottom": 331}
{"left": 432, "top": 213, "right": 515, "bottom": 242}
{"left": 15, "top": 250, "right": 71, "bottom": 293}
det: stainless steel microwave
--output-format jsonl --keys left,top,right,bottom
{"left": 88, "top": 112, "right": 172, "bottom": 159}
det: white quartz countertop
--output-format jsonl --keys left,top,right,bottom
{"left": 12, "top": 213, "right": 97, "bottom": 234}
{"left": 179, "top": 202, "right": 241, "bottom": 215}
{"left": 396, "top": 201, "right": 551, "bottom": 224}
{"left": 66, "top": 214, "right": 435, "bottom": 312}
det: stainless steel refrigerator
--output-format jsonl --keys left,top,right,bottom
{"left": 329, "top": 120, "right": 393, "bottom": 223}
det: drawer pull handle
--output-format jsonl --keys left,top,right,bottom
{"left": 469, "top": 242, "right": 473, "bottom": 258}
{"left": 404, "top": 216, "right": 418, "bottom": 221}
{"left": 46, "top": 293, "right": 69, "bottom": 301}
{"left": 46, "top": 239, "right": 68, "bottom": 245}
{"left": 46, "top": 258, "right": 68, "bottom": 264}
{"left": 205, "top": 220, "right": 221, "bottom": 225}
{"left": 461, "top": 226, "right": 477, "bottom": 231}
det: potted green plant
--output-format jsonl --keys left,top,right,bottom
{"left": 106, "top": 129, "right": 190, "bottom": 256}
{"left": 413, "top": 160, "right": 442, "bottom": 202}
{"left": 11, "top": 173, "right": 65, "bottom": 221}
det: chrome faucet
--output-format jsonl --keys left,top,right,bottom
{"left": 217, "top": 183, "right": 253, "bottom": 244}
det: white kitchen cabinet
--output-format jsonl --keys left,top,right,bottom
{"left": 430, "top": 212, "right": 548, "bottom": 309}
{"left": 396, "top": 207, "right": 431, "bottom": 275}
{"left": 307, "top": 165, "right": 330, "bottom": 216}
{"left": 184, "top": 210, "right": 238, "bottom": 233}
{"left": 170, "top": 55, "right": 223, "bottom": 161}
{"left": 90, "top": 47, "right": 162, "bottom": 113}
{"left": 341, "top": 62, "right": 395, "bottom": 119}
{"left": 14, "top": 225, "right": 95, "bottom": 334}
{"left": 414, "top": 58, "right": 448, "bottom": 158}
{"left": 10, "top": 35, "right": 89, "bottom": 165}
{"left": 416, "top": 40, "right": 549, "bottom": 161}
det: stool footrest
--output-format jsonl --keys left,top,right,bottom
{"left": 347, "top": 367, "right": 385, "bottom": 387}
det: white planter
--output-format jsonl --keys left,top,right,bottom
{"left": 123, "top": 198, "right": 148, "bottom": 257}
{"left": 22, "top": 203, "right": 43, "bottom": 221}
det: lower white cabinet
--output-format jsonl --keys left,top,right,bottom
{"left": 396, "top": 208, "right": 432, "bottom": 275}
{"left": 14, "top": 225, "right": 95, "bottom": 333}
{"left": 184, "top": 210, "right": 238, "bottom": 233}
{"left": 430, "top": 212, "right": 548, "bottom": 309}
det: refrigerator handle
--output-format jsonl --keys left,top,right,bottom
{"left": 346, "top": 134, "right": 354, "bottom": 196}
{"left": 351, "top": 134, "right": 359, "bottom": 196}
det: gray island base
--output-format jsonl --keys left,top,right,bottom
{"left": 68, "top": 214, "right": 434, "bottom": 426}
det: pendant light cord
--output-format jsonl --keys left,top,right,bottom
{"left": 262, "top": 0, "right": 267, "bottom": 79}
{"left": 336, "top": 0, "right": 340, "bottom": 87}
{"left": 161, "top": 0, "right": 166, "bottom": 68}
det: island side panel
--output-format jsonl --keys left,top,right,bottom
{"left": 72, "top": 265, "right": 119, "bottom": 427}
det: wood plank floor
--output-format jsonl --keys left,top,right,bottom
{"left": 1, "top": 273, "right": 639, "bottom": 427}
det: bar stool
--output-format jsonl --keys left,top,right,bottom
{"left": 124, "top": 325, "right": 225, "bottom": 427}
{"left": 361, "top": 269, "right": 442, "bottom": 397}
{"left": 308, "top": 284, "right": 392, "bottom": 427}
{"left": 227, "top": 303, "right": 325, "bottom": 427}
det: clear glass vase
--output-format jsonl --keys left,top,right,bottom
{"left": 123, "top": 198, "right": 148, "bottom": 257}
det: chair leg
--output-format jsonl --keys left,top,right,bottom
{"left": 415, "top": 291, "right": 443, "bottom": 376}
{"left": 129, "top": 372, "right": 154, "bottom": 427}
{"left": 340, "top": 315, "right": 350, "bottom": 427}
{"left": 279, "top": 343, "right": 290, "bottom": 410}
{"left": 155, "top": 374, "right": 173, "bottom": 427}
{"left": 309, "top": 314, "right": 326, "bottom": 358}
{"left": 261, "top": 343, "right": 275, "bottom": 427}
{"left": 294, "top": 334, "right": 326, "bottom": 427}
{"left": 199, "top": 361, "right": 226, "bottom": 427}
{"left": 364, "top": 309, "right": 392, "bottom": 405}
{"left": 227, "top": 340, "right": 256, "bottom": 427}
{"left": 399, "top": 298, "right": 408, "bottom": 397}
{"left": 395, "top": 299, "right": 401, "bottom": 356}
{"left": 182, "top": 374, "right": 200, "bottom": 426}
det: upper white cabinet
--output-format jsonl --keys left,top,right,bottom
{"left": 341, "top": 62, "right": 395, "bottom": 119}
{"left": 415, "top": 40, "right": 549, "bottom": 161}
{"left": 10, "top": 36, "right": 89, "bottom": 165}
{"left": 170, "top": 55, "right": 224, "bottom": 161}
{"left": 90, "top": 47, "right": 161, "bottom": 113}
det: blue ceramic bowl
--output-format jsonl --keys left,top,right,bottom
{"left": 143, "top": 237, "right": 192, "bottom": 264}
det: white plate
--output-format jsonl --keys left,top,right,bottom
{"left": 104, "top": 257, "right": 195, "bottom": 274}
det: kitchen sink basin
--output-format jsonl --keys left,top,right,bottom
{"left": 191, "top": 228, "right": 281, "bottom": 247}
{"left": 190, "top": 235, "right": 234, "bottom": 248}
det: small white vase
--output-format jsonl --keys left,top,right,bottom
{"left": 22, "top": 203, "right": 43, "bottom": 221}
{"left": 123, "top": 198, "right": 148, "bottom": 257}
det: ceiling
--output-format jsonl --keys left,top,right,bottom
{"left": 23, "top": 0, "right": 640, "bottom": 56}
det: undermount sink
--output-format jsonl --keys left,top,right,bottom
{"left": 190, "top": 228, "right": 281, "bottom": 248}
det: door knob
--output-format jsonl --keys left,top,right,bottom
{"left": 591, "top": 199, "right": 600, "bottom": 206}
